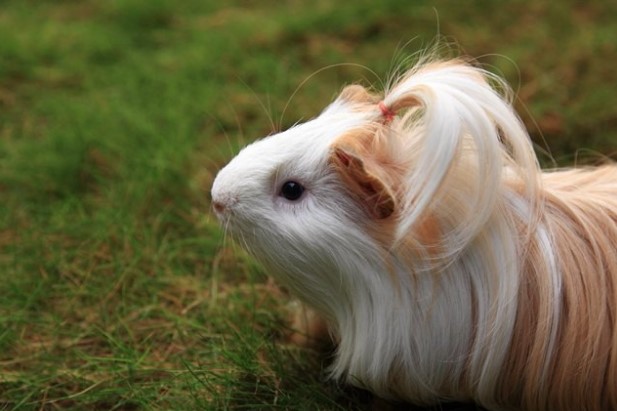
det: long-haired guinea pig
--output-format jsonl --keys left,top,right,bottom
{"left": 211, "top": 56, "right": 617, "bottom": 411}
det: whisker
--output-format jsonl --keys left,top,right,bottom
{"left": 279, "top": 63, "right": 380, "bottom": 131}
{"left": 236, "top": 75, "right": 277, "bottom": 134}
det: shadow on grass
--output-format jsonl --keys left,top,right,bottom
{"left": 192, "top": 327, "right": 486, "bottom": 411}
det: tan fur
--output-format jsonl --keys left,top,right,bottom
{"left": 499, "top": 166, "right": 617, "bottom": 411}
{"left": 541, "top": 167, "right": 617, "bottom": 411}
{"left": 329, "top": 120, "right": 445, "bottom": 250}
{"left": 338, "top": 84, "right": 380, "bottom": 106}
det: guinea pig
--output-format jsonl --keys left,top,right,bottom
{"left": 210, "top": 56, "right": 617, "bottom": 411}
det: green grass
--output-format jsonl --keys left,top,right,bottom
{"left": 1, "top": 0, "right": 616, "bottom": 409}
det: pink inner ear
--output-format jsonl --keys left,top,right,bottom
{"left": 335, "top": 150, "right": 351, "bottom": 167}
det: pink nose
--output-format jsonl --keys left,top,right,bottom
{"left": 212, "top": 200, "right": 226, "bottom": 214}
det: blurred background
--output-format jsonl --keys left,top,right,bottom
{"left": 1, "top": 0, "right": 615, "bottom": 409}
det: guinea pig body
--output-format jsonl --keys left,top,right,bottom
{"left": 211, "top": 58, "right": 617, "bottom": 411}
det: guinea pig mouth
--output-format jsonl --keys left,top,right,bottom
{"left": 209, "top": 199, "right": 254, "bottom": 243}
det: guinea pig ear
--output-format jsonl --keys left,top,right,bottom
{"left": 330, "top": 137, "right": 396, "bottom": 220}
{"left": 337, "top": 84, "right": 379, "bottom": 105}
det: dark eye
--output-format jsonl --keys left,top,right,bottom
{"left": 280, "top": 180, "right": 305, "bottom": 201}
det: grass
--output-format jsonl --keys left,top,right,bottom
{"left": 1, "top": 0, "right": 616, "bottom": 409}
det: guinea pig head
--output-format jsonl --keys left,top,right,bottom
{"left": 210, "top": 86, "right": 406, "bottom": 315}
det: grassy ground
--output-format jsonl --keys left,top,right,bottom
{"left": 1, "top": 1, "right": 616, "bottom": 410}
